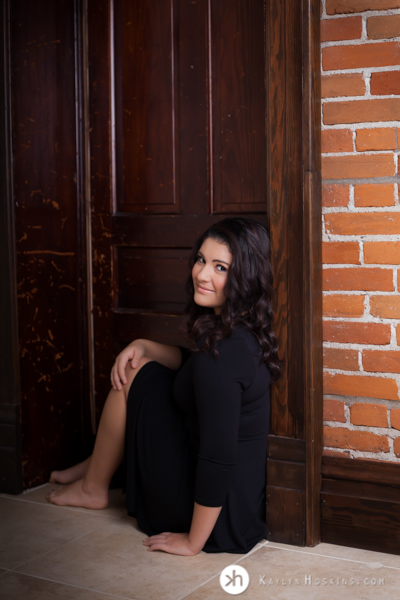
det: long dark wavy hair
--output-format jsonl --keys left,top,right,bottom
{"left": 182, "top": 218, "right": 282, "bottom": 382}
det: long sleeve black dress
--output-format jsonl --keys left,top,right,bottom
{"left": 124, "top": 324, "right": 271, "bottom": 553}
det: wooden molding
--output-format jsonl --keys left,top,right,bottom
{"left": 322, "top": 456, "right": 400, "bottom": 555}
{"left": 266, "top": 0, "right": 322, "bottom": 547}
{"left": 323, "top": 455, "right": 400, "bottom": 487}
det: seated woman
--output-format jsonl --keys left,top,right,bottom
{"left": 47, "top": 217, "right": 282, "bottom": 556}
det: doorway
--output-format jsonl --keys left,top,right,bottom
{"left": 1, "top": 0, "right": 321, "bottom": 547}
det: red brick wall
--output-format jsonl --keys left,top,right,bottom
{"left": 321, "top": 0, "right": 400, "bottom": 461}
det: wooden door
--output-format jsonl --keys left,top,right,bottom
{"left": 87, "top": 0, "right": 322, "bottom": 548}
{"left": 87, "top": 0, "right": 270, "bottom": 420}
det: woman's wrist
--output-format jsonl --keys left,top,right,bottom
{"left": 187, "top": 532, "right": 206, "bottom": 554}
{"left": 188, "top": 502, "right": 222, "bottom": 552}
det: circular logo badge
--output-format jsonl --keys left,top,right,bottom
{"left": 219, "top": 564, "right": 250, "bottom": 595}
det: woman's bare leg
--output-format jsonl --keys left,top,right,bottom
{"left": 50, "top": 458, "right": 90, "bottom": 485}
{"left": 46, "top": 357, "right": 152, "bottom": 509}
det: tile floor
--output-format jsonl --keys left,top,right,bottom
{"left": 1, "top": 484, "right": 399, "bottom": 599}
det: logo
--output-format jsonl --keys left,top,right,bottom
{"left": 219, "top": 565, "right": 250, "bottom": 595}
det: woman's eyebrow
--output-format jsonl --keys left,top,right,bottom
{"left": 198, "top": 250, "right": 230, "bottom": 266}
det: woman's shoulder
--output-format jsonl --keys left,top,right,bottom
{"left": 191, "top": 324, "right": 261, "bottom": 368}
{"left": 219, "top": 323, "right": 260, "bottom": 350}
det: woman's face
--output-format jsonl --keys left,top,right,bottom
{"left": 192, "top": 237, "right": 232, "bottom": 314}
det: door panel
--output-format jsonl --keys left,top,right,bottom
{"left": 210, "top": 0, "right": 266, "bottom": 214}
{"left": 114, "top": 0, "right": 180, "bottom": 213}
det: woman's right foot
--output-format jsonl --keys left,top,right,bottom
{"left": 49, "top": 457, "right": 91, "bottom": 485}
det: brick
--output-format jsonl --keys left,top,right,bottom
{"left": 323, "top": 267, "right": 393, "bottom": 291}
{"left": 368, "top": 15, "right": 400, "bottom": 40}
{"left": 370, "top": 296, "right": 400, "bottom": 319}
{"left": 350, "top": 403, "right": 388, "bottom": 427}
{"left": 391, "top": 409, "right": 400, "bottom": 431}
{"left": 323, "top": 294, "right": 365, "bottom": 317}
{"left": 363, "top": 350, "right": 400, "bottom": 374}
{"left": 322, "top": 184, "right": 349, "bottom": 207}
{"left": 323, "top": 321, "right": 391, "bottom": 345}
{"left": 322, "top": 242, "right": 360, "bottom": 265}
{"left": 322, "top": 154, "right": 395, "bottom": 179}
{"left": 364, "top": 242, "right": 400, "bottom": 264}
{"left": 321, "top": 16, "right": 362, "bottom": 42}
{"left": 394, "top": 437, "right": 400, "bottom": 458}
{"left": 323, "top": 347, "right": 359, "bottom": 370}
{"left": 370, "top": 71, "right": 400, "bottom": 95}
{"left": 322, "top": 448, "right": 352, "bottom": 457}
{"left": 325, "top": 213, "right": 400, "bottom": 236}
{"left": 324, "top": 99, "right": 400, "bottom": 125}
{"left": 354, "top": 184, "right": 395, "bottom": 208}
{"left": 324, "top": 425, "right": 389, "bottom": 453}
{"left": 327, "top": 0, "right": 400, "bottom": 15}
{"left": 322, "top": 74, "right": 365, "bottom": 98}
{"left": 324, "top": 398, "right": 346, "bottom": 422}
{"left": 356, "top": 128, "right": 396, "bottom": 152}
{"left": 398, "top": 325, "right": 400, "bottom": 346}
{"left": 324, "top": 372, "right": 398, "bottom": 400}
{"left": 322, "top": 129, "right": 353, "bottom": 153}
{"left": 322, "top": 42, "right": 400, "bottom": 71}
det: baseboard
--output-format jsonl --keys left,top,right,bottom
{"left": 0, "top": 404, "right": 23, "bottom": 494}
{"left": 321, "top": 456, "right": 400, "bottom": 555}
{"left": 266, "top": 435, "right": 306, "bottom": 545}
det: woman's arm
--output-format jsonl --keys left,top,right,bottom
{"left": 111, "top": 339, "right": 182, "bottom": 390}
{"left": 143, "top": 502, "right": 222, "bottom": 555}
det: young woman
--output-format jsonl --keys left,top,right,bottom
{"left": 47, "top": 218, "right": 282, "bottom": 556}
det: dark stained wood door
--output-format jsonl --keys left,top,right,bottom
{"left": 87, "top": 0, "right": 270, "bottom": 419}
{"left": 87, "top": 0, "right": 323, "bottom": 548}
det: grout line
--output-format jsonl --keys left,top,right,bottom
{"left": 175, "top": 542, "right": 267, "bottom": 600}
{"left": 1, "top": 493, "right": 128, "bottom": 520}
{"left": 7, "top": 520, "right": 113, "bottom": 572}
{"left": 265, "top": 543, "right": 400, "bottom": 571}
{"left": 0, "top": 570, "right": 134, "bottom": 600}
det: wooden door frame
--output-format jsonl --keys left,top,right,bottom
{"left": 266, "top": 0, "right": 322, "bottom": 546}
{"left": 0, "top": 0, "right": 23, "bottom": 494}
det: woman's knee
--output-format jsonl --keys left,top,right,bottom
{"left": 122, "top": 357, "right": 153, "bottom": 398}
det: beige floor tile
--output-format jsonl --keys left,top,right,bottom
{"left": 15, "top": 484, "right": 127, "bottom": 519}
{"left": 267, "top": 541, "right": 400, "bottom": 571}
{"left": 0, "top": 497, "right": 117, "bottom": 570}
{"left": 183, "top": 544, "right": 400, "bottom": 600}
{"left": 0, "top": 572, "right": 127, "bottom": 600}
{"left": 16, "top": 517, "right": 252, "bottom": 600}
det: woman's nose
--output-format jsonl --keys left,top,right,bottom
{"left": 197, "top": 264, "right": 211, "bottom": 280}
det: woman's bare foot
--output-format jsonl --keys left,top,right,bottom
{"left": 49, "top": 458, "right": 91, "bottom": 485}
{"left": 46, "top": 478, "right": 109, "bottom": 509}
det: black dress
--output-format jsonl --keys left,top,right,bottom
{"left": 124, "top": 325, "right": 271, "bottom": 553}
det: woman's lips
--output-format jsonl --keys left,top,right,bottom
{"left": 196, "top": 284, "right": 214, "bottom": 294}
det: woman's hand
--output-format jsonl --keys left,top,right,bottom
{"left": 110, "top": 340, "right": 146, "bottom": 390}
{"left": 143, "top": 532, "right": 202, "bottom": 556}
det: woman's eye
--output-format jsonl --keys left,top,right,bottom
{"left": 196, "top": 256, "right": 205, "bottom": 264}
{"left": 216, "top": 264, "right": 227, "bottom": 272}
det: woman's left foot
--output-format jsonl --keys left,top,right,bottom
{"left": 46, "top": 479, "right": 109, "bottom": 509}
